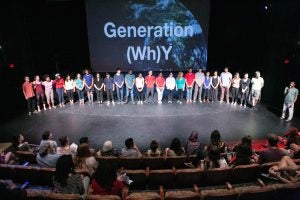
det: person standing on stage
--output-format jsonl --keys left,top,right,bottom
{"left": 104, "top": 73, "right": 115, "bottom": 105}
{"left": 94, "top": 73, "right": 104, "bottom": 104}
{"left": 176, "top": 71, "right": 185, "bottom": 104}
{"left": 166, "top": 72, "right": 176, "bottom": 103}
{"left": 156, "top": 72, "right": 166, "bottom": 104}
{"left": 74, "top": 73, "right": 85, "bottom": 105}
{"left": 193, "top": 68, "right": 205, "bottom": 103}
{"left": 281, "top": 81, "right": 298, "bottom": 122}
{"left": 83, "top": 69, "right": 94, "bottom": 104}
{"left": 135, "top": 73, "right": 145, "bottom": 104}
{"left": 43, "top": 75, "right": 56, "bottom": 109}
{"left": 114, "top": 68, "right": 125, "bottom": 104}
{"left": 22, "top": 76, "right": 37, "bottom": 115}
{"left": 185, "top": 67, "right": 195, "bottom": 103}
{"left": 220, "top": 67, "right": 232, "bottom": 104}
{"left": 203, "top": 71, "right": 211, "bottom": 102}
{"left": 211, "top": 71, "right": 220, "bottom": 103}
{"left": 33, "top": 75, "right": 47, "bottom": 111}
{"left": 55, "top": 73, "right": 65, "bottom": 107}
{"left": 64, "top": 75, "right": 75, "bottom": 105}
{"left": 231, "top": 73, "right": 241, "bottom": 105}
{"left": 251, "top": 71, "right": 264, "bottom": 108}
{"left": 145, "top": 70, "right": 156, "bottom": 103}
{"left": 240, "top": 73, "right": 250, "bottom": 107}
{"left": 125, "top": 69, "right": 135, "bottom": 104}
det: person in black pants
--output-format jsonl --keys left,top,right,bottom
{"left": 240, "top": 73, "right": 250, "bottom": 107}
{"left": 94, "top": 73, "right": 104, "bottom": 104}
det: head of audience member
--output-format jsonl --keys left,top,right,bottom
{"left": 116, "top": 68, "right": 121, "bottom": 74}
{"left": 42, "top": 131, "right": 53, "bottom": 141}
{"left": 12, "top": 133, "right": 25, "bottom": 148}
{"left": 206, "top": 71, "right": 210, "bottom": 77}
{"left": 213, "top": 71, "right": 218, "bottom": 76}
{"left": 235, "top": 143, "right": 252, "bottom": 166}
{"left": 290, "top": 81, "right": 296, "bottom": 88}
{"left": 186, "top": 130, "right": 200, "bottom": 156}
{"left": 34, "top": 75, "right": 40, "bottom": 82}
{"left": 210, "top": 130, "right": 222, "bottom": 146}
{"left": 102, "top": 140, "right": 113, "bottom": 153}
{"left": 125, "top": 138, "right": 134, "bottom": 149}
{"left": 76, "top": 73, "right": 81, "bottom": 79}
{"left": 58, "top": 136, "right": 69, "bottom": 148}
{"left": 170, "top": 138, "right": 184, "bottom": 156}
{"left": 148, "top": 70, "right": 153, "bottom": 76}
{"left": 39, "top": 141, "right": 51, "bottom": 157}
{"left": 267, "top": 133, "right": 279, "bottom": 147}
{"left": 206, "top": 145, "right": 221, "bottom": 169}
{"left": 0, "top": 179, "right": 26, "bottom": 200}
{"left": 255, "top": 71, "right": 260, "bottom": 78}
{"left": 234, "top": 72, "right": 239, "bottom": 78}
{"left": 44, "top": 74, "right": 51, "bottom": 82}
{"left": 244, "top": 73, "right": 249, "bottom": 79}
{"left": 105, "top": 72, "right": 110, "bottom": 78}
{"left": 93, "top": 162, "right": 119, "bottom": 190}
{"left": 79, "top": 137, "right": 89, "bottom": 145}
{"left": 169, "top": 72, "right": 173, "bottom": 77}
{"left": 24, "top": 76, "right": 30, "bottom": 82}
{"left": 224, "top": 67, "right": 229, "bottom": 73}
{"left": 241, "top": 135, "right": 252, "bottom": 147}
{"left": 150, "top": 140, "right": 159, "bottom": 153}
{"left": 188, "top": 67, "right": 193, "bottom": 73}
{"left": 54, "top": 155, "right": 75, "bottom": 187}
{"left": 286, "top": 127, "right": 300, "bottom": 147}
{"left": 76, "top": 143, "right": 92, "bottom": 158}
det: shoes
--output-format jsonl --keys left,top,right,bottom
{"left": 28, "top": 112, "right": 32, "bottom": 116}
{"left": 184, "top": 162, "right": 195, "bottom": 168}
{"left": 112, "top": 101, "right": 115, "bottom": 105}
{"left": 158, "top": 101, "right": 162, "bottom": 104}
{"left": 193, "top": 100, "right": 196, "bottom": 103}
{"left": 141, "top": 101, "right": 143, "bottom": 105}
{"left": 199, "top": 100, "right": 202, "bottom": 103}
{"left": 107, "top": 101, "right": 110, "bottom": 105}
{"left": 33, "top": 110, "right": 38, "bottom": 114}
{"left": 280, "top": 116, "right": 285, "bottom": 119}
{"left": 285, "top": 119, "right": 292, "bottom": 122}
{"left": 220, "top": 101, "right": 223, "bottom": 104}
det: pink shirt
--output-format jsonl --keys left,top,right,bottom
{"left": 43, "top": 81, "right": 53, "bottom": 91}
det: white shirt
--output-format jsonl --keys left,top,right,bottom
{"left": 65, "top": 80, "right": 74, "bottom": 90}
{"left": 251, "top": 77, "right": 264, "bottom": 91}
{"left": 135, "top": 77, "right": 144, "bottom": 88}
{"left": 195, "top": 72, "right": 205, "bottom": 86}
{"left": 220, "top": 72, "right": 232, "bottom": 87}
{"left": 166, "top": 77, "right": 176, "bottom": 90}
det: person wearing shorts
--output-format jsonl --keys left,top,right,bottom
{"left": 33, "top": 75, "right": 46, "bottom": 111}
{"left": 220, "top": 67, "right": 232, "bottom": 103}
{"left": 251, "top": 71, "right": 264, "bottom": 107}
{"left": 83, "top": 69, "right": 94, "bottom": 104}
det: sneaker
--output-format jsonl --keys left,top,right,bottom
{"left": 28, "top": 112, "right": 32, "bottom": 116}
{"left": 280, "top": 116, "right": 285, "bottom": 119}
{"left": 179, "top": 101, "right": 182, "bottom": 104}
{"left": 234, "top": 102, "right": 237, "bottom": 105}
{"left": 240, "top": 104, "right": 243, "bottom": 107}
{"left": 52, "top": 105, "right": 56, "bottom": 108}
{"left": 199, "top": 100, "right": 202, "bottom": 103}
{"left": 231, "top": 102, "right": 234, "bottom": 105}
{"left": 184, "top": 162, "right": 195, "bottom": 168}
{"left": 38, "top": 109, "right": 41, "bottom": 112}
{"left": 158, "top": 101, "right": 162, "bottom": 104}
{"left": 141, "top": 101, "right": 143, "bottom": 105}
{"left": 49, "top": 106, "right": 52, "bottom": 110}
{"left": 220, "top": 101, "right": 223, "bottom": 104}
{"left": 62, "top": 103, "right": 65, "bottom": 107}
{"left": 33, "top": 110, "right": 38, "bottom": 114}
{"left": 112, "top": 101, "right": 115, "bottom": 105}
{"left": 177, "top": 100, "right": 180, "bottom": 103}
{"left": 193, "top": 100, "right": 196, "bottom": 103}
{"left": 243, "top": 105, "right": 246, "bottom": 108}
{"left": 285, "top": 119, "right": 292, "bottom": 122}
{"left": 107, "top": 101, "right": 110, "bottom": 105}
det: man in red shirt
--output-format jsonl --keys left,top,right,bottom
{"left": 184, "top": 67, "right": 195, "bottom": 103}
{"left": 145, "top": 70, "right": 156, "bottom": 103}
{"left": 22, "top": 76, "right": 37, "bottom": 115}
{"left": 156, "top": 72, "right": 166, "bottom": 104}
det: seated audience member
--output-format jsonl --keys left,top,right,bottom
{"left": 53, "top": 155, "right": 90, "bottom": 195}
{"left": 120, "top": 138, "right": 142, "bottom": 158}
{"left": 204, "top": 145, "right": 228, "bottom": 170}
{"left": 97, "top": 140, "right": 119, "bottom": 157}
{"left": 40, "top": 131, "right": 57, "bottom": 152}
{"left": 206, "top": 130, "right": 227, "bottom": 153}
{"left": 0, "top": 179, "right": 26, "bottom": 200}
{"left": 259, "top": 133, "right": 292, "bottom": 163}
{"left": 74, "top": 143, "right": 98, "bottom": 175}
{"left": 185, "top": 130, "right": 201, "bottom": 156}
{"left": 57, "top": 136, "right": 73, "bottom": 155}
{"left": 11, "top": 133, "right": 32, "bottom": 152}
{"left": 36, "top": 141, "right": 61, "bottom": 167}
{"left": 285, "top": 127, "right": 300, "bottom": 158}
{"left": 90, "top": 162, "right": 124, "bottom": 196}
{"left": 0, "top": 151, "right": 15, "bottom": 164}
{"left": 269, "top": 156, "right": 300, "bottom": 183}
{"left": 146, "top": 140, "right": 162, "bottom": 157}
{"left": 231, "top": 135, "right": 257, "bottom": 166}
{"left": 166, "top": 138, "right": 186, "bottom": 157}
{"left": 79, "top": 137, "right": 95, "bottom": 154}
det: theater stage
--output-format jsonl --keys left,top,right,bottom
{"left": 0, "top": 102, "right": 298, "bottom": 151}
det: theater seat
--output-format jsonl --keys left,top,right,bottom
{"left": 148, "top": 169, "right": 175, "bottom": 189}
{"left": 204, "top": 167, "right": 232, "bottom": 186}
{"left": 273, "top": 182, "right": 300, "bottom": 200}
{"left": 165, "top": 190, "right": 200, "bottom": 200}
{"left": 165, "top": 156, "right": 186, "bottom": 169}
{"left": 46, "top": 193, "right": 82, "bottom": 200}
{"left": 87, "top": 194, "right": 122, "bottom": 200}
{"left": 259, "top": 162, "right": 278, "bottom": 174}
{"left": 96, "top": 156, "right": 120, "bottom": 169}
{"left": 125, "top": 191, "right": 162, "bottom": 200}
{"left": 235, "top": 185, "right": 276, "bottom": 200}
{"left": 143, "top": 157, "right": 165, "bottom": 170}
{"left": 175, "top": 168, "right": 205, "bottom": 188}
{"left": 200, "top": 189, "right": 238, "bottom": 200}
{"left": 15, "top": 151, "right": 37, "bottom": 164}
{"left": 26, "top": 189, "right": 51, "bottom": 200}
{"left": 123, "top": 169, "right": 147, "bottom": 190}
{"left": 0, "top": 164, "right": 16, "bottom": 180}
{"left": 232, "top": 164, "right": 260, "bottom": 183}
{"left": 120, "top": 158, "right": 144, "bottom": 170}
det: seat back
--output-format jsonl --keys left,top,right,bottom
{"left": 200, "top": 189, "right": 238, "bottom": 200}
{"left": 124, "top": 170, "right": 147, "bottom": 190}
{"left": 87, "top": 195, "right": 121, "bottom": 200}
{"left": 119, "top": 158, "right": 144, "bottom": 170}
{"left": 46, "top": 193, "right": 82, "bottom": 200}
{"left": 143, "top": 157, "right": 166, "bottom": 170}
{"left": 232, "top": 164, "right": 260, "bottom": 183}
{"left": 0, "top": 164, "right": 16, "bottom": 180}
{"left": 165, "top": 156, "right": 186, "bottom": 169}
{"left": 96, "top": 157, "right": 120, "bottom": 169}
{"left": 15, "top": 151, "right": 37, "bottom": 164}
{"left": 236, "top": 185, "right": 276, "bottom": 200}
{"left": 175, "top": 169, "right": 205, "bottom": 188}
{"left": 165, "top": 190, "right": 200, "bottom": 200}
{"left": 14, "top": 165, "right": 40, "bottom": 185}
{"left": 204, "top": 167, "right": 232, "bottom": 186}
{"left": 274, "top": 182, "right": 300, "bottom": 200}
{"left": 148, "top": 169, "right": 175, "bottom": 189}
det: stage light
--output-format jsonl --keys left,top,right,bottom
{"left": 9, "top": 63, "right": 15, "bottom": 69}
{"left": 264, "top": 6, "right": 268, "bottom": 10}
{"left": 283, "top": 59, "right": 290, "bottom": 65}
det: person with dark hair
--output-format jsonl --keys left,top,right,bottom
{"left": 0, "top": 179, "right": 27, "bottom": 200}
{"left": 57, "top": 136, "right": 72, "bottom": 155}
{"left": 79, "top": 137, "right": 89, "bottom": 145}
{"left": 166, "top": 138, "right": 185, "bottom": 157}
{"left": 145, "top": 70, "right": 156, "bottom": 103}
{"left": 114, "top": 68, "right": 125, "bottom": 104}
{"left": 281, "top": 81, "right": 298, "bottom": 122}
{"left": 104, "top": 73, "right": 115, "bottom": 105}
{"left": 43, "top": 74, "right": 56, "bottom": 109}
{"left": 176, "top": 72, "right": 185, "bottom": 104}
{"left": 166, "top": 72, "right": 176, "bottom": 103}
{"left": 240, "top": 73, "right": 250, "bottom": 107}
{"left": 193, "top": 68, "right": 205, "bottom": 103}
{"left": 36, "top": 141, "right": 61, "bottom": 167}
{"left": 211, "top": 71, "right": 220, "bottom": 103}
{"left": 135, "top": 73, "right": 145, "bottom": 104}
{"left": 185, "top": 130, "right": 200, "bottom": 156}
{"left": 53, "top": 155, "right": 89, "bottom": 195}
{"left": 220, "top": 67, "right": 232, "bottom": 104}
{"left": 120, "top": 138, "right": 142, "bottom": 158}
{"left": 259, "top": 133, "right": 291, "bottom": 163}
{"left": 33, "top": 75, "right": 47, "bottom": 112}
{"left": 74, "top": 73, "right": 85, "bottom": 105}
{"left": 206, "top": 130, "right": 227, "bottom": 153}
{"left": 11, "top": 133, "right": 32, "bottom": 153}
{"left": 83, "top": 69, "right": 94, "bottom": 104}
{"left": 22, "top": 76, "right": 37, "bottom": 115}
{"left": 146, "top": 140, "right": 162, "bottom": 157}
{"left": 74, "top": 143, "right": 98, "bottom": 175}
{"left": 231, "top": 72, "right": 241, "bottom": 105}
{"left": 90, "top": 162, "right": 123, "bottom": 196}
{"left": 184, "top": 67, "right": 195, "bottom": 103}
{"left": 64, "top": 75, "right": 74, "bottom": 105}
{"left": 94, "top": 73, "right": 104, "bottom": 104}
{"left": 54, "top": 73, "right": 65, "bottom": 107}
{"left": 40, "top": 131, "right": 57, "bottom": 152}
{"left": 156, "top": 72, "right": 166, "bottom": 104}
{"left": 125, "top": 69, "right": 135, "bottom": 104}
{"left": 203, "top": 71, "right": 211, "bottom": 102}
{"left": 285, "top": 127, "right": 300, "bottom": 158}
{"left": 97, "top": 140, "right": 119, "bottom": 157}
{"left": 204, "top": 145, "right": 228, "bottom": 170}
{"left": 231, "top": 143, "right": 253, "bottom": 167}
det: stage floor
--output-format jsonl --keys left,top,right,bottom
{"left": 0, "top": 102, "right": 298, "bottom": 151}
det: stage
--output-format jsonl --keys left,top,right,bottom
{"left": 0, "top": 102, "right": 298, "bottom": 151}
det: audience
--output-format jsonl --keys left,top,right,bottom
{"left": 53, "top": 155, "right": 89, "bottom": 195}
{"left": 74, "top": 143, "right": 98, "bottom": 175}
{"left": 40, "top": 131, "right": 57, "bottom": 152}
{"left": 11, "top": 133, "right": 32, "bottom": 152}
{"left": 146, "top": 140, "right": 162, "bottom": 157}
{"left": 231, "top": 135, "right": 256, "bottom": 166}
{"left": 285, "top": 127, "right": 300, "bottom": 158}
{"left": 36, "top": 141, "right": 61, "bottom": 167}
{"left": 0, "top": 179, "right": 26, "bottom": 200}
{"left": 185, "top": 130, "right": 201, "bottom": 156}
{"left": 204, "top": 145, "right": 228, "bottom": 170}
{"left": 90, "top": 162, "right": 124, "bottom": 196}
{"left": 57, "top": 136, "right": 73, "bottom": 155}
{"left": 166, "top": 138, "right": 186, "bottom": 157}
{"left": 120, "top": 138, "right": 142, "bottom": 158}
{"left": 97, "top": 140, "right": 119, "bottom": 157}
{"left": 259, "top": 133, "right": 292, "bottom": 163}
{"left": 206, "top": 130, "right": 227, "bottom": 153}
{"left": 0, "top": 151, "right": 15, "bottom": 164}
{"left": 79, "top": 137, "right": 95, "bottom": 154}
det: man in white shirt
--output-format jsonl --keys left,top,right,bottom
{"left": 251, "top": 71, "right": 264, "bottom": 107}
{"left": 220, "top": 67, "right": 232, "bottom": 103}
{"left": 166, "top": 72, "right": 176, "bottom": 103}
{"left": 193, "top": 68, "right": 205, "bottom": 102}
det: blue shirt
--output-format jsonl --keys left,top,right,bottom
{"left": 176, "top": 77, "right": 185, "bottom": 89}
{"left": 114, "top": 74, "right": 125, "bottom": 86}
{"left": 204, "top": 76, "right": 211, "bottom": 89}
{"left": 74, "top": 78, "right": 84, "bottom": 89}
{"left": 83, "top": 74, "right": 93, "bottom": 86}
{"left": 125, "top": 74, "right": 135, "bottom": 88}
{"left": 104, "top": 77, "right": 114, "bottom": 90}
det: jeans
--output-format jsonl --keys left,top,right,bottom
{"left": 146, "top": 87, "right": 154, "bottom": 102}
{"left": 106, "top": 89, "right": 114, "bottom": 102}
{"left": 126, "top": 87, "right": 134, "bottom": 102}
{"left": 241, "top": 90, "right": 249, "bottom": 105}
{"left": 137, "top": 90, "right": 143, "bottom": 101}
{"left": 66, "top": 89, "right": 74, "bottom": 101}
{"left": 193, "top": 84, "right": 203, "bottom": 101}
{"left": 95, "top": 89, "right": 103, "bottom": 102}
{"left": 27, "top": 97, "right": 36, "bottom": 113}
{"left": 56, "top": 88, "right": 64, "bottom": 104}
{"left": 211, "top": 88, "right": 218, "bottom": 102}
{"left": 76, "top": 89, "right": 84, "bottom": 101}
{"left": 156, "top": 87, "right": 164, "bottom": 102}
{"left": 168, "top": 89, "right": 174, "bottom": 102}
{"left": 116, "top": 86, "right": 123, "bottom": 102}
{"left": 178, "top": 89, "right": 184, "bottom": 101}
{"left": 203, "top": 88, "right": 211, "bottom": 100}
{"left": 231, "top": 87, "right": 239, "bottom": 103}
{"left": 220, "top": 86, "right": 230, "bottom": 102}
{"left": 282, "top": 103, "right": 294, "bottom": 120}
{"left": 186, "top": 87, "right": 193, "bottom": 101}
